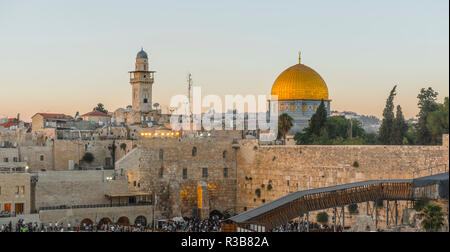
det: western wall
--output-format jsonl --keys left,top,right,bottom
{"left": 117, "top": 134, "right": 449, "bottom": 226}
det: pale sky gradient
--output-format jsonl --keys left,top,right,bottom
{"left": 0, "top": 0, "right": 448, "bottom": 121}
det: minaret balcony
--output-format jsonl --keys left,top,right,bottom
{"left": 130, "top": 77, "right": 154, "bottom": 83}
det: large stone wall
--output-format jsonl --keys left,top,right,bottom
{"left": 34, "top": 170, "right": 128, "bottom": 210}
{"left": 116, "top": 135, "right": 449, "bottom": 225}
{"left": 235, "top": 136, "right": 449, "bottom": 228}
{"left": 117, "top": 138, "right": 238, "bottom": 218}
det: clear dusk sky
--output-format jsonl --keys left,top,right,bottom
{"left": 0, "top": 0, "right": 448, "bottom": 121}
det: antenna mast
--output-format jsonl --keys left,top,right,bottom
{"left": 187, "top": 73, "right": 193, "bottom": 116}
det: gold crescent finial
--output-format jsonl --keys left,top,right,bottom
{"left": 298, "top": 51, "right": 301, "bottom": 64}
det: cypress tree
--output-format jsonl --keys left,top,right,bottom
{"left": 378, "top": 86, "right": 397, "bottom": 145}
{"left": 393, "top": 105, "right": 408, "bottom": 145}
{"left": 308, "top": 100, "right": 328, "bottom": 136}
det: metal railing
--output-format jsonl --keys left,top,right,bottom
{"left": 412, "top": 164, "right": 449, "bottom": 179}
{"left": 39, "top": 202, "right": 152, "bottom": 211}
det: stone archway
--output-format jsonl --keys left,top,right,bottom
{"left": 99, "top": 217, "right": 112, "bottom": 225}
{"left": 210, "top": 210, "right": 224, "bottom": 219}
{"left": 117, "top": 216, "right": 130, "bottom": 226}
{"left": 80, "top": 218, "right": 94, "bottom": 226}
{"left": 135, "top": 216, "right": 147, "bottom": 226}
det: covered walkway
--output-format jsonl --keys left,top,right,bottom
{"left": 228, "top": 173, "right": 449, "bottom": 231}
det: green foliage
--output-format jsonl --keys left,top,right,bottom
{"left": 392, "top": 105, "right": 409, "bottom": 145}
{"left": 378, "top": 86, "right": 397, "bottom": 145}
{"left": 419, "top": 204, "right": 445, "bottom": 232}
{"left": 405, "top": 124, "right": 417, "bottom": 145}
{"left": 414, "top": 197, "right": 431, "bottom": 212}
{"left": 93, "top": 103, "right": 108, "bottom": 114}
{"left": 308, "top": 100, "right": 328, "bottom": 136}
{"left": 415, "top": 88, "right": 439, "bottom": 145}
{"left": 255, "top": 189, "right": 261, "bottom": 198}
{"left": 348, "top": 204, "right": 359, "bottom": 214}
{"left": 82, "top": 152, "right": 95, "bottom": 164}
{"left": 427, "top": 97, "right": 449, "bottom": 145}
{"left": 317, "top": 212, "right": 329, "bottom": 224}
{"left": 295, "top": 115, "right": 370, "bottom": 145}
{"left": 278, "top": 113, "right": 294, "bottom": 142}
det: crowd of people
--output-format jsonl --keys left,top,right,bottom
{"left": 159, "top": 215, "right": 223, "bottom": 232}
{"left": 271, "top": 221, "right": 338, "bottom": 232}
{"left": 0, "top": 219, "right": 151, "bottom": 232}
{"left": 1, "top": 215, "right": 225, "bottom": 232}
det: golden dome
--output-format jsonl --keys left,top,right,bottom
{"left": 271, "top": 60, "right": 329, "bottom": 101}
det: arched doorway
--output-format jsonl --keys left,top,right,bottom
{"left": 80, "top": 218, "right": 94, "bottom": 226}
{"left": 99, "top": 217, "right": 112, "bottom": 226}
{"left": 117, "top": 216, "right": 130, "bottom": 226}
{"left": 135, "top": 216, "right": 147, "bottom": 226}
{"left": 210, "top": 210, "right": 224, "bottom": 219}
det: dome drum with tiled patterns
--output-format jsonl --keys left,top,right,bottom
{"left": 271, "top": 54, "right": 331, "bottom": 134}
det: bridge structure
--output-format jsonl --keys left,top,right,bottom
{"left": 227, "top": 173, "right": 449, "bottom": 232}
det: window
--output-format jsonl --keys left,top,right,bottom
{"left": 302, "top": 104, "right": 307, "bottom": 112}
{"left": 144, "top": 98, "right": 148, "bottom": 104}
{"left": 224, "top": 168, "right": 229, "bottom": 178}
{"left": 192, "top": 147, "right": 197, "bottom": 157}
{"left": 290, "top": 104, "right": 296, "bottom": 112}
{"left": 223, "top": 151, "right": 227, "bottom": 159}
{"left": 105, "top": 158, "right": 112, "bottom": 168}
{"left": 13, "top": 157, "right": 18, "bottom": 162}
{"left": 40, "top": 155, "right": 44, "bottom": 161}
{"left": 159, "top": 167, "right": 164, "bottom": 178}
{"left": 182, "top": 168, "right": 188, "bottom": 179}
{"left": 20, "top": 186, "right": 25, "bottom": 195}
{"left": 202, "top": 168, "right": 208, "bottom": 178}
{"left": 3, "top": 158, "right": 8, "bottom": 163}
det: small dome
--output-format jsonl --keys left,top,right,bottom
{"left": 137, "top": 48, "right": 148, "bottom": 59}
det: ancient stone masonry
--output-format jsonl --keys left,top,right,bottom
{"left": 117, "top": 138, "right": 238, "bottom": 219}
{"left": 117, "top": 135, "right": 448, "bottom": 225}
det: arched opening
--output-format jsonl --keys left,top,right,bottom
{"left": 223, "top": 151, "right": 227, "bottom": 159}
{"left": 135, "top": 216, "right": 147, "bottom": 226}
{"left": 80, "top": 218, "right": 94, "bottom": 226}
{"left": 117, "top": 216, "right": 130, "bottom": 226}
{"left": 192, "top": 147, "right": 197, "bottom": 157}
{"left": 209, "top": 210, "right": 224, "bottom": 219}
{"left": 98, "top": 217, "right": 112, "bottom": 226}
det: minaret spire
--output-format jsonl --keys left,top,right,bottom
{"left": 298, "top": 51, "right": 302, "bottom": 64}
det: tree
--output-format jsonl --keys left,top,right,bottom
{"left": 392, "top": 105, "right": 408, "bottom": 145}
{"left": 415, "top": 88, "right": 439, "bottom": 145}
{"left": 378, "top": 86, "right": 397, "bottom": 145}
{"left": 93, "top": 103, "right": 108, "bottom": 114}
{"left": 278, "top": 113, "right": 294, "bottom": 142}
{"left": 82, "top": 152, "right": 95, "bottom": 164}
{"left": 419, "top": 204, "right": 445, "bottom": 232}
{"left": 427, "top": 97, "right": 449, "bottom": 145}
{"left": 308, "top": 100, "right": 328, "bottom": 136}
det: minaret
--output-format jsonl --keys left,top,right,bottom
{"left": 129, "top": 48, "right": 155, "bottom": 113}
